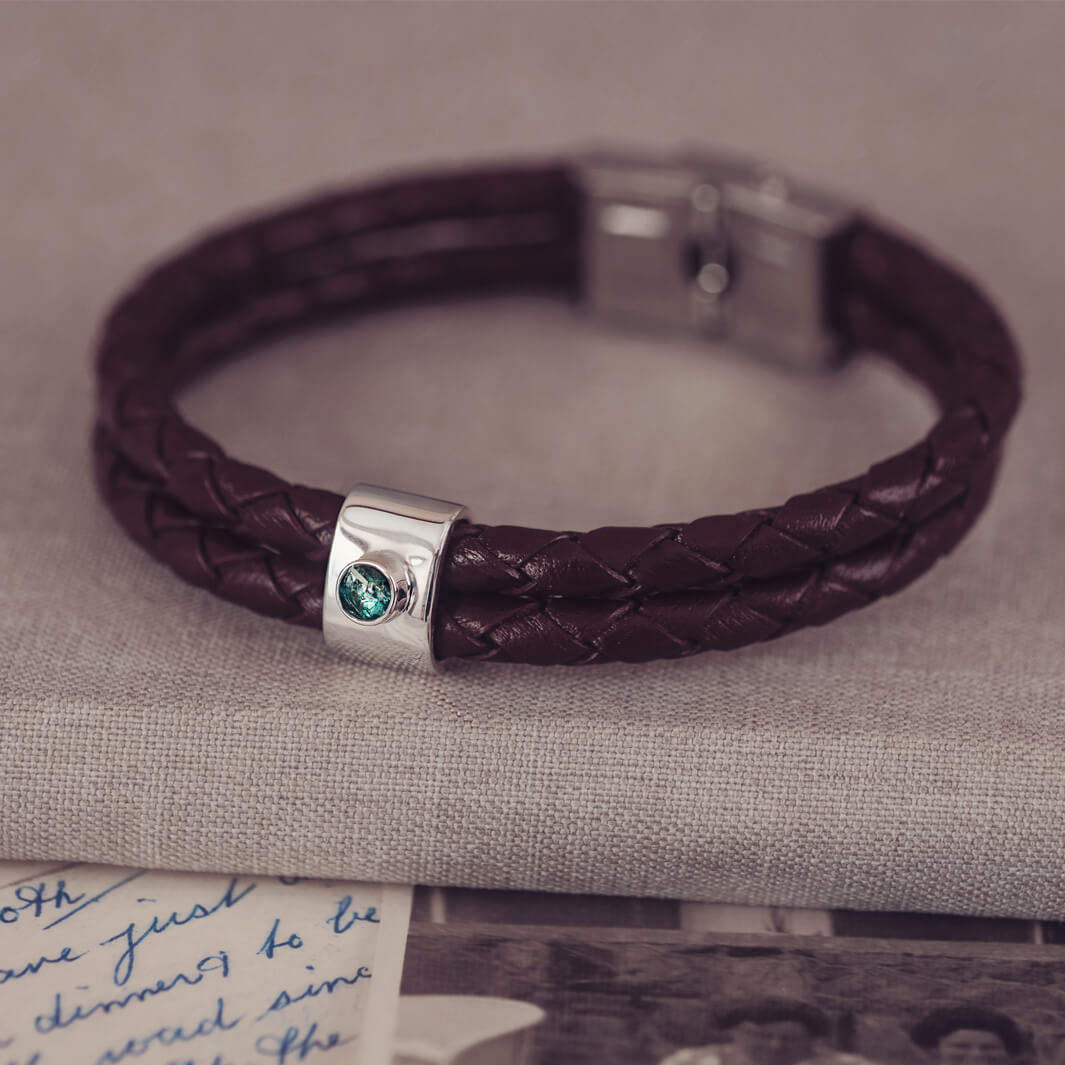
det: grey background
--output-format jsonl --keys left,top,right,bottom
{"left": 2, "top": 4, "right": 1064, "bottom": 917}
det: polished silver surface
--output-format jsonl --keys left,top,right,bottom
{"left": 323, "top": 484, "right": 468, "bottom": 672}
{"left": 574, "top": 147, "right": 859, "bottom": 370}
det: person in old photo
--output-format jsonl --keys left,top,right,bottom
{"left": 656, "top": 997, "right": 877, "bottom": 1065}
{"left": 909, "top": 1006, "right": 1028, "bottom": 1065}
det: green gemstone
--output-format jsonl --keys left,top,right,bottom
{"left": 338, "top": 563, "right": 393, "bottom": 622}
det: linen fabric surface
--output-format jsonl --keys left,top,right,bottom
{"left": 2, "top": 4, "right": 1064, "bottom": 918}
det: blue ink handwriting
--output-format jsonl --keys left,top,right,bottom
{"left": 165, "top": 1057, "right": 235, "bottom": 1065}
{"left": 257, "top": 918, "right": 303, "bottom": 959}
{"left": 44, "top": 872, "right": 146, "bottom": 931}
{"left": 0, "top": 879, "right": 85, "bottom": 925}
{"left": 100, "top": 879, "right": 255, "bottom": 986}
{"left": 256, "top": 967, "right": 372, "bottom": 1020}
{"left": 0, "top": 945, "right": 85, "bottom": 985}
{"left": 35, "top": 952, "right": 229, "bottom": 1034}
{"left": 92, "top": 997, "right": 241, "bottom": 1065}
{"left": 254, "top": 1023, "right": 351, "bottom": 1063}
{"left": 325, "top": 896, "right": 378, "bottom": 934}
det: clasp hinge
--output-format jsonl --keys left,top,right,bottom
{"left": 573, "top": 148, "right": 859, "bottom": 369}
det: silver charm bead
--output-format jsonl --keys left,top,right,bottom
{"left": 323, "top": 484, "right": 468, "bottom": 671}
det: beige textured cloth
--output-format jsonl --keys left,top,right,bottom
{"left": 2, "top": 3, "right": 1064, "bottom": 918}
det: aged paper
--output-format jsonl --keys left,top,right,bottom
{"left": 0, "top": 862, "right": 411, "bottom": 1065}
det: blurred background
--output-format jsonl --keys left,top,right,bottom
{"left": 4, "top": 0, "right": 1065, "bottom": 931}
{"left": 405, "top": 885, "right": 1065, "bottom": 1064}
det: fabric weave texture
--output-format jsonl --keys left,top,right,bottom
{"left": 1, "top": 3, "right": 1063, "bottom": 918}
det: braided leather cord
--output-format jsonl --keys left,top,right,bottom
{"left": 93, "top": 161, "right": 1021, "bottom": 664}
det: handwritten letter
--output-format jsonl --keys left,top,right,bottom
{"left": 0, "top": 862, "right": 411, "bottom": 1065}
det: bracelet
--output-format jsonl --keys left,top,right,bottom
{"left": 92, "top": 149, "right": 1021, "bottom": 669}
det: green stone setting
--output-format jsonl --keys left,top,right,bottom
{"left": 337, "top": 562, "right": 394, "bottom": 623}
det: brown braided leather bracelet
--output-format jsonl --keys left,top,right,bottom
{"left": 92, "top": 150, "right": 1021, "bottom": 668}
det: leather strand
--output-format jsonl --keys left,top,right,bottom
{"left": 93, "top": 423, "right": 999, "bottom": 662}
{"left": 94, "top": 429, "right": 325, "bottom": 626}
{"left": 92, "top": 160, "right": 1021, "bottom": 665}
{"left": 436, "top": 457, "right": 999, "bottom": 665}
{"left": 96, "top": 167, "right": 578, "bottom": 562}
{"left": 442, "top": 225, "right": 1020, "bottom": 600}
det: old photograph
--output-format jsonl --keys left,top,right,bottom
{"left": 392, "top": 888, "right": 1065, "bottom": 1065}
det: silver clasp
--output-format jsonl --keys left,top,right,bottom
{"left": 574, "top": 148, "right": 859, "bottom": 369}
